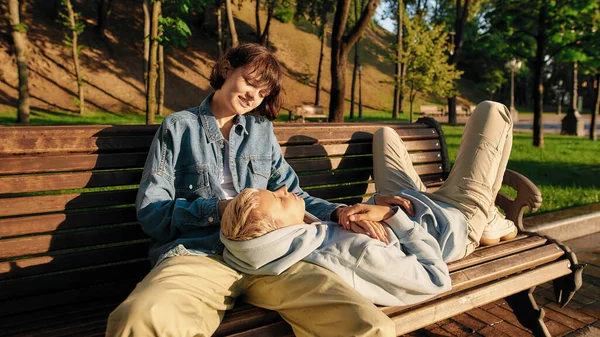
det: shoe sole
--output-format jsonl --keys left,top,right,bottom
{"left": 479, "top": 226, "right": 518, "bottom": 246}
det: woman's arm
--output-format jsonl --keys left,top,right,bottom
{"left": 136, "top": 123, "right": 221, "bottom": 243}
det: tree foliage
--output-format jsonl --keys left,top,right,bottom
{"left": 402, "top": 14, "right": 462, "bottom": 122}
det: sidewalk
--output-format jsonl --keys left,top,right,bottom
{"left": 429, "top": 113, "right": 600, "bottom": 135}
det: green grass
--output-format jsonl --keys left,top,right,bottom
{"left": 442, "top": 125, "right": 600, "bottom": 215}
{"left": 0, "top": 108, "right": 165, "bottom": 125}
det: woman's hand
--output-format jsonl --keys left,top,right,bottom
{"left": 348, "top": 220, "right": 389, "bottom": 245}
{"left": 373, "top": 195, "right": 415, "bottom": 216}
{"left": 338, "top": 204, "right": 395, "bottom": 227}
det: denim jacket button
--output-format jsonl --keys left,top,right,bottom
{"left": 189, "top": 184, "right": 193, "bottom": 189}
{"left": 208, "top": 217, "right": 214, "bottom": 223}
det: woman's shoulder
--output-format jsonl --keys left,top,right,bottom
{"left": 160, "top": 107, "right": 203, "bottom": 131}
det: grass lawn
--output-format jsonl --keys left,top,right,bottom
{"left": 0, "top": 108, "right": 165, "bottom": 125}
{"left": 442, "top": 125, "right": 600, "bottom": 215}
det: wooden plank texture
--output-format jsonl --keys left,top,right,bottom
{"left": 0, "top": 260, "right": 150, "bottom": 301}
{"left": 0, "top": 207, "right": 137, "bottom": 238}
{"left": 0, "top": 224, "right": 146, "bottom": 259}
{"left": 0, "top": 170, "right": 142, "bottom": 194}
{"left": 0, "top": 153, "right": 148, "bottom": 175}
{"left": 0, "top": 241, "right": 150, "bottom": 281}
{"left": 387, "top": 260, "right": 572, "bottom": 335}
{"left": 0, "top": 189, "right": 137, "bottom": 217}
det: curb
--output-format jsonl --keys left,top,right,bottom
{"left": 523, "top": 203, "right": 600, "bottom": 241}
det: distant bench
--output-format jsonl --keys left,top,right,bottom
{"left": 290, "top": 104, "right": 327, "bottom": 122}
{"left": 419, "top": 105, "right": 445, "bottom": 116}
{"left": 0, "top": 119, "right": 584, "bottom": 337}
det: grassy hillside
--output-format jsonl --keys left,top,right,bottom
{"left": 0, "top": 0, "right": 478, "bottom": 122}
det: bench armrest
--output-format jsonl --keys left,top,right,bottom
{"left": 495, "top": 169, "right": 542, "bottom": 232}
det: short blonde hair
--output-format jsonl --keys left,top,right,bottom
{"left": 221, "top": 188, "right": 280, "bottom": 241}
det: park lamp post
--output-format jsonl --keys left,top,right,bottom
{"left": 556, "top": 80, "right": 564, "bottom": 115}
{"left": 358, "top": 64, "right": 363, "bottom": 119}
{"left": 505, "top": 58, "right": 522, "bottom": 122}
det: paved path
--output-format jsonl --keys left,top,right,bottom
{"left": 429, "top": 113, "right": 600, "bottom": 135}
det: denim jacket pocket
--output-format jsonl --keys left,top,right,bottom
{"left": 175, "top": 165, "right": 211, "bottom": 200}
{"left": 248, "top": 157, "right": 271, "bottom": 187}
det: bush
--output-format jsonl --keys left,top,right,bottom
{"left": 274, "top": 3, "right": 295, "bottom": 23}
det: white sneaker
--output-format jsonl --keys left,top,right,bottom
{"left": 480, "top": 211, "right": 518, "bottom": 246}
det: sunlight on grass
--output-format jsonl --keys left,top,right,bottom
{"left": 0, "top": 108, "right": 165, "bottom": 125}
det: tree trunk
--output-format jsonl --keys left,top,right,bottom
{"left": 66, "top": 0, "right": 84, "bottom": 114}
{"left": 158, "top": 44, "right": 165, "bottom": 117}
{"left": 225, "top": 0, "right": 238, "bottom": 47}
{"left": 146, "top": 0, "right": 161, "bottom": 124}
{"left": 392, "top": 0, "right": 403, "bottom": 119}
{"left": 255, "top": 0, "right": 261, "bottom": 42}
{"left": 447, "top": 0, "right": 470, "bottom": 124}
{"left": 350, "top": 44, "right": 358, "bottom": 119}
{"left": 97, "top": 0, "right": 112, "bottom": 38}
{"left": 590, "top": 74, "right": 599, "bottom": 141}
{"left": 315, "top": 22, "right": 326, "bottom": 106}
{"left": 328, "top": 0, "right": 380, "bottom": 122}
{"left": 259, "top": 0, "right": 273, "bottom": 46}
{"left": 350, "top": 0, "right": 360, "bottom": 119}
{"left": 6, "top": 0, "right": 30, "bottom": 123}
{"left": 572, "top": 61, "right": 579, "bottom": 113}
{"left": 216, "top": 2, "right": 223, "bottom": 56}
{"left": 143, "top": 0, "right": 150, "bottom": 88}
{"left": 532, "top": 1, "right": 547, "bottom": 148}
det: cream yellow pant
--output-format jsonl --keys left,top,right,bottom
{"left": 106, "top": 255, "right": 395, "bottom": 337}
{"left": 373, "top": 101, "right": 513, "bottom": 257}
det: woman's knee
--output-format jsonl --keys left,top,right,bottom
{"left": 106, "top": 288, "right": 217, "bottom": 337}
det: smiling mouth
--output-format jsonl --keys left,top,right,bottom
{"left": 239, "top": 96, "right": 250, "bottom": 108}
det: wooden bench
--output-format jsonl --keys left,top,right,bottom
{"left": 419, "top": 105, "right": 444, "bottom": 116}
{"left": 0, "top": 118, "right": 583, "bottom": 337}
{"left": 291, "top": 104, "right": 327, "bottom": 122}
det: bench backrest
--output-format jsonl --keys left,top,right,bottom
{"left": 0, "top": 119, "right": 449, "bottom": 317}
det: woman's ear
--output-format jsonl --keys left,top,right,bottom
{"left": 222, "top": 60, "right": 232, "bottom": 78}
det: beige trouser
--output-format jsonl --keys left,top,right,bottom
{"left": 373, "top": 101, "right": 513, "bottom": 257}
{"left": 106, "top": 255, "right": 395, "bottom": 337}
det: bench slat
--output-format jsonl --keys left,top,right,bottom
{"left": 1, "top": 298, "right": 118, "bottom": 333}
{"left": 305, "top": 182, "right": 376, "bottom": 200}
{"left": 385, "top": 260, "right": 572, "bottom": 335}
{"left": 0, "top": 207, "right": 137, "bottom": 238}
{"left": 0, "top": 224, "right": 146, "bottom": 259}
{"left": 0, "top": 136, "right": 155, "bottom": 156}
{"left": 0, "top": 170, "right": 142, "bottom": 194}
{"left": 447, "top": 235, "right": 546, "bottom": 272}
{"left": 0, "top": 153, "right": 148, "bottom": 175}
{"left": 0, "top": 241, "right": 149, "bottom": 281}
{"left": 275, "top": 127, "right": 438, "bottom": 145}
{"left": 281, "top": 140, "right": 440, "bottom": 159}
{"left": 0, "top": 260, "right": 150, "bottom": 301}
{"left": 0, "top": 280, "right": 139, "bottom": 316}
{"left": 0, "top": 189, "right": 137, "bottom": 217}
{"left": 449, "top": 243, "right": 563, "bottom": 293}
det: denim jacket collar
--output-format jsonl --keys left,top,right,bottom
{"left": 198, "top": 93, "right": 249, "bottom": 144}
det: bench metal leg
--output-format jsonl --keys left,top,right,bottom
{"left": 505, "top": 287, "right": 550, "bottom": 337}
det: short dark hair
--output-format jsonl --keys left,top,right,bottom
{"left": 210, "top": 43, "right": 283, "bottom": 120}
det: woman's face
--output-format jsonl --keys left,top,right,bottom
{"left": 255, "top": 186, "right": 306, "bottom": 227}
{"left": 218, "top": 66, "right": 270, "bottom": 116}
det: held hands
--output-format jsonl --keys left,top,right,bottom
{"left": 373, "top": 195, "right": 415, "bottom": 217}
{"left": 337, "top": 204, "right": 394, "bottom": 244}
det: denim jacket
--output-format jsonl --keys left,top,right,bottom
{"left": 136, "top": 94, "right": 341, "bottom": 265}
